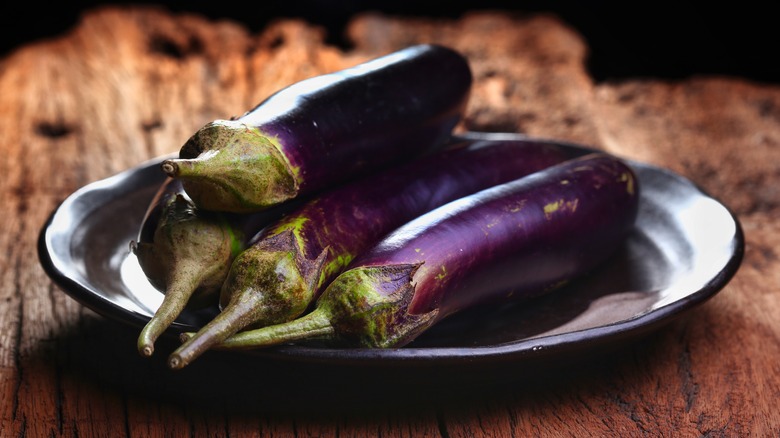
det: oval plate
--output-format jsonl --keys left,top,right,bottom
{"left": 38, "top": 132, "right": 744, "bottom": 371}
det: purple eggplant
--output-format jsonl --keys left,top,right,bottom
{"left": 166, "top": 137, "right": 575, "bottom": 369}
{"left": 161, "top": 44, "right": 472, "bottom": 213}
{"left": 130, "top": 178, "right": 290, "bottom": 357}
{"left": 195, "top": 153, "right": 640, "bottom": 351}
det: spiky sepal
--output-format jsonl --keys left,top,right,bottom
{"left": 131, "top": 193, "right": 241, "bottom": 356}
{"left": 161, "top": 119, "right": 298, "bottom": 212}
{"left": 194, "top": 263, "right": 439, "bottom": 352}
{"left": 167, "top": 229, "right": 327, "bottom": 369}
{"left": 317, "top": 263, "right": 439, "bottom": 348}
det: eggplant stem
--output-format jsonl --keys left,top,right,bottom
{"left": 167, "top": 294, "right": 266, "bottom": 369}
{"left": 136, "top": 280, "right": 195, "bottom": 357}
{"left": 162, "top": 158, "right": 204, "bottom": 178}
{"left": 213, "top": 308, "right": 334, "bottom": 350}
{"left": 160, "top": 160, "right": 179, "bottom": 177}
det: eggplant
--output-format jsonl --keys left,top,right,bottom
{"left": 130, "top": 178, "right": 290, "bottom": 357}
{"left": 192, "top": 153, "right": 640, "bottom": 352}
{"left": 166, "top": 137, "right": 575, "bottom": 369}
{"left": 161, "top": 44, "right": 472, "bottom": 213}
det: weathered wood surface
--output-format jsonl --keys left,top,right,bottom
{"left": 2, "top": 5, "right": 779, "bottom": 436}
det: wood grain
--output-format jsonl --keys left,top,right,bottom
{"left": 1, "top": 4, "right": 778, "bottom": 436}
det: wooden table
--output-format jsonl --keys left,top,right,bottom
{"left": 2, "top": 5, "right": 779, "bottom": 436}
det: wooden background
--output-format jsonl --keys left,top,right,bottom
{"left": 2, "top": 4, "right": 779, "bottom": 436}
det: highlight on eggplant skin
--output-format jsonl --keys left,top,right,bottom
{"left": 161, "top": 44, "right": 473, "bottom": 213}
{"left": 195, "top": 153, "right": 640, "bottom": 352}
{"left": 166, "top": 137, "right": 575, "bottom": 369}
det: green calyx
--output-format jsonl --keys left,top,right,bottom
{"left": 265, "top": 212, "right": 355, "bottom": 290}
{"left": 218, "top": 229, "right": 327, "bottom": 326}
{"left": 206, "top": 263, "right": 439, "bottom": 351}
{"left": 132, "top": 193, "right": 243, "bottom": 357}
{"left": 167, "top": 229, "right": 327, "bottom": 369}
{"left": 316, "top": 263, "right": 437, "bottom": 348}
{"left": 161, "top": 119, "right": 299, "bottom": 213}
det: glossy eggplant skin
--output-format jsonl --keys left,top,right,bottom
{"left": 373, "top": 153, "right": 638, "bottom": 315}
{"left": 243, "top": 137, "right": 577, "bottom": 296}
{"left": 167, "top": 137, "right": 574, "bottom": 369}
{"left": 163, "top": 44, "right": 473, "bottom": 212}
{"left": 207, "top": 153, "right": 640, "bottom": 351}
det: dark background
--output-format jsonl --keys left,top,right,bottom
{"left": 1, "top": 1, "right": 777, "bottom": 85}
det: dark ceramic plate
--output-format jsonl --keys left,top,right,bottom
{"left": 38, "top": 133, "right": 744, "bottom": 371}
